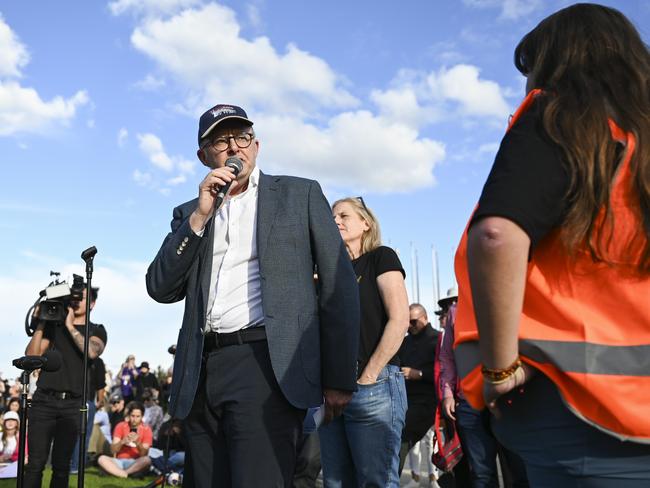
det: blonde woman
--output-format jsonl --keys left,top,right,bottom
{"left": 320, "top": 197, "right": 409, "bottom": 487}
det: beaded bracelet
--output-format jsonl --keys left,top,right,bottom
{"left": 481, "top": 357, "right": 522, "bottom": 384}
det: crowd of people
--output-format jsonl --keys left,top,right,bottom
{"left": 0, "top": 354, "right": 181, "bottom": 484}
{"left": 2, "top": 3, "right": 650, "bottom": 487}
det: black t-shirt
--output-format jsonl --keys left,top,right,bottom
{"left": 37, "top": 321, "right": 107, "bottom": 397}
{"left": 135, "top": 373, "right": 160, "bottom": 400}
{"left": 109, "top": 408, "right": 125, "bottom": 433}
{"left": 352, "top": 246, "right": 406, "bottom": 375}
{"left": 88, "top": 357, "right": 107, "bottom": 402}
{"left": 471, "top": 100, "right": 570, "bottom": 250}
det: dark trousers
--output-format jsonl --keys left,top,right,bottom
{"left": 398, "top": 396, "right": 436, "bottom": 474}
{"left": 70, "top": 399, "right": 96, "bottom": 471}
{"left": 23, "top": 390, "right": 80, "bottom": 488}
{"left": 455, "top": 398, "right": 528, "bottom": 488}
{"left": 493, "top": 374, "right": 650, "bottom": 487}
{"left": 293, "top": 432, "right": 322, "bottom": 488}
{"left": 184, "top": 340, "right": 305, "bottom": 487}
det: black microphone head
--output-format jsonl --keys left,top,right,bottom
{"left": 42, "top": 349, "right": 62, "bottom": 372}
{"left": 225, "top": 157, "right": 243, "bottom": 176}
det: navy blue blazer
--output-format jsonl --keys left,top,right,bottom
{"left": 146, "top": 172, "right": 360, "bottom": 419}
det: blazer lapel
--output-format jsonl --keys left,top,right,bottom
{"left": 257, "top": 172, "right": 279, "bottom": 262}
{"left": 199, "top": 216, "right": 215, "bottom": 314}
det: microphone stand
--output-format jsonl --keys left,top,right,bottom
{"left": 77, "top": 246, "right": 97, "bottom": 488}
{"left": 16, "top": 368, "right": 31, "bottom": 488}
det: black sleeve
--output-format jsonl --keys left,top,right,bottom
{"left": 420, "top": 330, "right": 439, "bottom": 384}
{"left": 471, "top": 103, "right": 570, "bottom": 249}
{"left": 90, "top": 323, "right": 108, "bottom": 346}
{"left": 94, "top": 358, "right": 106, "bottom": 390}
{"left": 374, "top": 247, "right": 406, "bottom": 279}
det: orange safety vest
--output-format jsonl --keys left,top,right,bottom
{"left": 453, "top": 89, "right": 650, "bottom": 443}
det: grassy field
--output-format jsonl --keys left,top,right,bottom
{"left": 0, "top": 467, "right": 159, "bottom": 488}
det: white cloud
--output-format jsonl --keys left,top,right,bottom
{"left": 108, "top": 0, "right": 202, "bottom": 17}
{"left": 500, "top": 0, "right": 542, "bottom": 20}
{"left": 478, "top": 142, "right": 500, "bottom": 154}
{"left": 133, "top": 169, "right": 153, "bottom": 186}
{"left": 258, "top": 112, "right": 445, "bottom": 193}
{"left": 133, "top": 74, "right": 166, "bottom": 91}
{"left": 128, "top": 3, "right": 358, "bottom": 116}
{"left": 138, "top": 133, "right": 174, "bottom": 171}
{"left": 117, "top": 127, "right": 128, "bottom": 147}
{"left": 427, "top": 65, "right": 510, "bottom": 120}
{"left": 0, "top": 82, "right": 89, "bottom": 136}
{"left": 0, "top": 16, "right": 89, "bottom": 136}
{"left": 135, "top": 133, "right": 197, "bottom": 193}
{"left": 462, "top": 0, "right": 542, "bottom": 20}
{"left": 370, "top": 87, "right": 433, "bottom": 130}
{"left": 0, "top": 14, "right": 29, "bottom": 78}
{"left": 113, "top": 4, "right": 519, "bottom": 193}
{"left": 166, "top": 174, "right": 187, "bottom": 185}
{"left": 246, "top": 4, "right": 262, "bottom": 29}
{"left": 177, "top": 158, "right": 196, "bottom": 174}
{"left": 370, "top": 64, "right": 511, "bottom": 128}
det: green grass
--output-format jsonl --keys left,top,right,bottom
{"left": 0, "top": 466, "right": 158, "bottom": 488}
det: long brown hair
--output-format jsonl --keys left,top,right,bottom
{"left": 515, "top": 3, "right": 650, "bottom": 272}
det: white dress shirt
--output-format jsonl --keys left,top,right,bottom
{"left": 204, "top": 166, "right": 264, "bottom": 334}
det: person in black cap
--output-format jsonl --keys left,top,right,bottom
{"left": 23, "top": 285, "right": 107, "bottom": 488}
{"left": 134, "top": 361, "right": 159, "bottom": 401}
{"left": 146, "top": 104, "right": 360, "bottom": 487}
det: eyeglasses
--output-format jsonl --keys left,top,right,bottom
{"left": 203, "top": 132, "right": 254, "bottom": 152}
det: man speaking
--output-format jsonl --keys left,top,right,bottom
{"left": 146, "top": 104, "right": 360, "bottom": 487}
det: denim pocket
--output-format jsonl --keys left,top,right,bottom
{"left": 357, "top": 376, "right": 389, "bottom": 388}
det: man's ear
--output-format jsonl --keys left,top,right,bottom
{"left": 197, "top": 148, "right": 211, "bottom": 168}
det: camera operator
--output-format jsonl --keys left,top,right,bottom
{"left": 23, "top": 285, "right": 107, "bottom": 488}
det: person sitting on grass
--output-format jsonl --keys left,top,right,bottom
{"left": 97, "top": 401, "right": 152, "bottom": 478}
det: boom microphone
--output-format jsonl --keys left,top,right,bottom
{"left": 214, "top": 157, "right": 244, "bottom": 209}
{"left": 13, "top": 349, "right": 63, "bottom": 372}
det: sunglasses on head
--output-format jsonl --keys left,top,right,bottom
{"left": 356, "top": 196, "right": 368, "bottom": 211}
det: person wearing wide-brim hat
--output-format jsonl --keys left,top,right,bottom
{"left": 434, "top": 287, "right": 458, "bottom": 319}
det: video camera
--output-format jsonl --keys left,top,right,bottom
{"left": 25, "top": 272, "right": 85, "bottom": 336}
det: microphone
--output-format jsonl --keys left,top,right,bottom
{"left": 214, "top": 157, "right": 244, "bottom": 209}
{"left": 13, "top": 349, "right": 63, "bottom": 372}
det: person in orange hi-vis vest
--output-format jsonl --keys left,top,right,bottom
{"left": 454, "top": 3, "right": 650, "bottom": 486}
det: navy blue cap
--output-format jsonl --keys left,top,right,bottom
{"left": 198, "top": 104, "right": 253, "bottom": 145}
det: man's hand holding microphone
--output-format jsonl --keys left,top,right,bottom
{"left": 190, "top": 158, "right": 243, "bottom": 233}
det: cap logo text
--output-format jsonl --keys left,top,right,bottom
{"left": 211, "top": 107, "right": 236, "bottom": 118}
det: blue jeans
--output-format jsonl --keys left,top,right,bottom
{"left": 70, "top": 400, "right": 96, "bottom": 472}
{"left": 152, "top": 450, "right": 186, "bottom": 473}
{"left": 492, "top": 373, "right": 650, "bottom": 487}
{"left": 319, "top": 364, "right": 407, "bottom": 488}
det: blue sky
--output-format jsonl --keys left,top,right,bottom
{"left": 1, "top": 0, "right": 648, "bottom": 377}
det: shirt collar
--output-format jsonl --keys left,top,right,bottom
{"left": 225, "top": 165, "right": 259, "bottom": 204}
{"left": 248, "top": 166, "right": 260, "bottom": 188}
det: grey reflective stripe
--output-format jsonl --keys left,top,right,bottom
{"left": 455, "top": 339, "right": 650, "bottom": 379}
